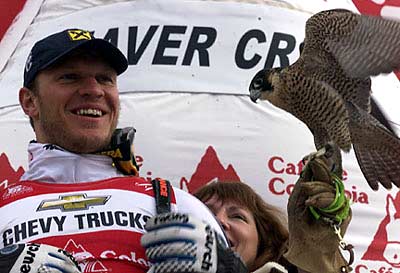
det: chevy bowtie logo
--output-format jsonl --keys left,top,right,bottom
{"left": 37, "top": 194, "right": 110, "bottom": 212}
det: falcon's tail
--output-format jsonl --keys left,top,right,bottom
{"left": 347, "top": 102, "right": 400, "bottom": 190}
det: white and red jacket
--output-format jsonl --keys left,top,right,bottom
{"left": 0, "top": 143, "right": 223, "bottom": 273}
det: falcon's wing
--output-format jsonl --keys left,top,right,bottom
{"left": 370, "top": 97, "right": 396, "bottom": 135}
{"left": 306, "top": 9, "right": 400, "bottom": 79}
{"left": 347, "top": 102, "right": 400, "bottom": 190}
{"left": 301, "top": 9, "right": 400, "bottom": 113}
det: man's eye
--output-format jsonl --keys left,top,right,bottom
{"left": 97, "top": 75, "right": 115, "bottom": 84}
{"left": 59, "top": 74, "right": 79, "bottom": 81}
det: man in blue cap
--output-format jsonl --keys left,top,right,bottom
{"left": 21, "top": 28, "right": 127, "bottom": 154}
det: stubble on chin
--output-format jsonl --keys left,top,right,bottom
{"left": 41, "top": 120, "right": 115, "bottom": 154}
{"left": 66, "top": 133, "right": 113, "bottom": 153}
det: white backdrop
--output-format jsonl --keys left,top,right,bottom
{"left": 1, "top": 1, "right": 400, "bottom": 272}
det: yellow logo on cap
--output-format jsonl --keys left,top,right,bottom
{"left": 67, "top": 29, "right": 92, "bottom": 41}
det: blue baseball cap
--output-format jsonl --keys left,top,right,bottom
{"left": 23, "top": 28, "right": 128, "bottom": 87}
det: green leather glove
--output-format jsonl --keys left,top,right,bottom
{"left": 284, "top": 156, "right": 352, "bottom": 273}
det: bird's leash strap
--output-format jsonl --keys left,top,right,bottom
{"left": 309, "top": 174, "right": 350, "bottom": 222}
{"left": 308, "top": 171, "right": 354, "bottom": 272}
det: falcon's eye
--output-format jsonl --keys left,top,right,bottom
{"left": 253, "top": 78, "right": 264, "bottom": 89}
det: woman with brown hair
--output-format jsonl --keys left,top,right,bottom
{"left": 194, "top": 181, "right": 297, "bottom": 273}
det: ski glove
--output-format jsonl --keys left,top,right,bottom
{"left": 141, "top": 212, "right": 248, "bottom": 273}
{"left": 0, "top": 243, "right": 81, "bottom": 273}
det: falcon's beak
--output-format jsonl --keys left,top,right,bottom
{"left": 249, "top": 89, "right": 261, "bottom": 103}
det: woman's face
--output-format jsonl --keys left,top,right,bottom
{"left": 204, "top": 195, "right": 259, "bottom": 269}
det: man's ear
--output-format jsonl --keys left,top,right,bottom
{"left": 19, "top": 87, "right": 39, "bottom": 118}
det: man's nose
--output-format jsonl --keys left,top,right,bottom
{"left": 78, "top": 76, "right": 104, "bottom": 97}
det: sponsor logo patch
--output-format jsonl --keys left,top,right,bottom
{"left": 2, "top": 184, "right": 33, "bottom": 199}
{"left": 37, "top": 194, "right": 110, "bottom": 212}
{"left": 67, "top": 29, "right": 92, "bottom": 41}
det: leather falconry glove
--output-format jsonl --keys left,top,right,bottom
{"left": 283, "top": 155, "right": 353, "bottom": 273}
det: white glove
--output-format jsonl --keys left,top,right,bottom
{"left": 0, "top": 243, "right": 81, "bottom": 273}
{"left": 141, "top": 212, "right": 248, "bottom": 273}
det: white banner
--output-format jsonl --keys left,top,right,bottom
{"left": 0, "top": 0, "right": 310, "bottom": 106}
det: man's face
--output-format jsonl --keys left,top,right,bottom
{"left": 29, "top": 54, "right": 120, "bottom": 153}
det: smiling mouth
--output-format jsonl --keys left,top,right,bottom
{"left": 75, "top": 108, "right": 103, "bottom": 117}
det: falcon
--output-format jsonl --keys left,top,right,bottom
{"left": 249, "top": 9, "right": 400, "bottom": 190}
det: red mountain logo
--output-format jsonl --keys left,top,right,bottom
{"left": 180, "top": 146, "right": 241, "bottom": 193}
{"left": 64, "top": 239, "right": 108, "bottom": 272}
{"left": 0, "top": 153, "right": 25, "bottom": 189}
{"left": 352, "top": 0, "right": 400, "bottom": 81}
{"left": 362, "top": 192, "right": 400, "bottom": 267}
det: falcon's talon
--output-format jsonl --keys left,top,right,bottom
{"left": 302, "top": 146, "right": 328, "bottom": 165}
